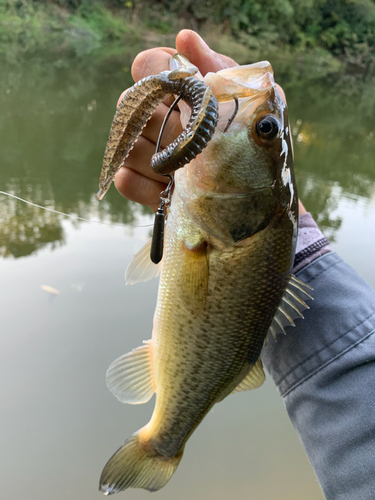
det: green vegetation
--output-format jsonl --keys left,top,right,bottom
{"left": 0, "top": 0, "right": 141, "bottom": 61}
{"left": 1, "top": 0, "right": 375, "bottom": 73}
{"left": 163, "top": 0, "right": 375, "bottom": 66}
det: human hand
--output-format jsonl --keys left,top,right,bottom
{"left": 114, "top": 29, "right": 306, "bottom": 215}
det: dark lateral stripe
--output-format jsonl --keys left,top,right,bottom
{"left": 293, "top": 237, "right": 331, "bottom": 267}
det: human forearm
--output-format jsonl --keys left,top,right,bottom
{"left": 262, "top": 252, "right": 375, "bottom": 500}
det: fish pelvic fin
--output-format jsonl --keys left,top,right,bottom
{"left": 216, "top": 358, "right": 265, "bottom": 403}
{"left": 265, "top": 274, "right": 313, "bottom": 344}
{"left": 125, "top": 239, "right": 161, "bottom": 285}
{"left": 231, "top": 358, "right": 265, "bottom": 394}
{"left": 106, "top": 341, "right": 155, "bottom": 404}
{"left": 100, "top": 430, "right": 183, "bottom": 494}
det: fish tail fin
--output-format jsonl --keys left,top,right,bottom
{"left": 99, "top": 430, "right": 183, "bottom": 495}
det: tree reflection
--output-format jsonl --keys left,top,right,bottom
{"left": 0, "top": 50, "right": 374, "bottom": 258}
{"left": 285, "top": 72, "right": 375, "bottom": 237}
{"left": 0, "top": 199, "right": 64, "bottom": 258}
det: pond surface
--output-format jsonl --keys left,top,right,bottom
{"left": 1, "top": 50, "right": 374, "bottom": 500}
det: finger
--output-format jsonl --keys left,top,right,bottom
{"left": 141, "top": 102, "right": 183, "bottom": 148}
{"left": 131, "top": 47, "right": 176, "bottom": 82}
{"left": 122, "top": 135, "right": 171, "bottom": 183}
{"left": 124, "top": 33, "right": 237, "bottom": 162}
{"left": 114, "top": 167, "right": 166, "bottom": 210}
{"left": 175, "top": 30, "right": 288, "bottom": 104}
{"left": 113, "top": 99, "right": 182, "bottom": 177}
{"left": 175, "top": 30, "right": 238, "bottom": 75}
{"left": 118, "top": 49, "right": 177, "bottom": 116}
{"left": 128, "top": 35, "right": 286, "bottom": 105}
{"left": 131, "top": 34, "right": 237, "bottom": 81}
{"left": 299, "top": 200, "right": 307, "bottom": 215}
{"left": 276, "top": 84, "right": 286, "bottom": 104}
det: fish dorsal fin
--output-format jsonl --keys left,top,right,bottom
{"left": 125, "top": 239, "right": 161, "bottom": 285}
{"left": 106, "top": 340, "right": 155, "bottom": 404}
{"left": 231, "top": 358, "right": 265, "bottom": 394}
{"left": 265, "top": 274, "right": 313, "bottom": 344}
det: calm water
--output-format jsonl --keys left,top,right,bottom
{"left": 1, "top": 50, "right": 375, "bottom": 500}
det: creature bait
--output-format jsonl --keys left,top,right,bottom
{"left": 96, "top": 55, "right": 219, "bottom": 200}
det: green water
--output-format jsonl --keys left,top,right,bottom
{"left": 1, "top": 50, "right": 374, "bottom": 500}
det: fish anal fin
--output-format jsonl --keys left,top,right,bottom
{"left": 125, "top": 239, "right": 161, "bottom": 285}
{"left": 265, "top": 274, "right": 313, "bottom": 344}
{"left": 231, "top": 358, "right": 265, "bottom": 394}
{"left": 106, "top": 340, "right": 155, "bottom": 404}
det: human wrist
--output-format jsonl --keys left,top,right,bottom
{"left": 292, "top": 213, "right": 331, "bottom": 273}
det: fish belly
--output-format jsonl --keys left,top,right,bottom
{"left": 146, "top": 192, "right": 294, "bottom": 458}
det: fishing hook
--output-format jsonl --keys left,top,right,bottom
{"left": 155, "top": 95, "right": 182, "bottom": 155}
{"left": 223, "top": 97, "right": 239, "bottom": 133}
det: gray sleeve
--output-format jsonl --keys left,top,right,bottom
{"left": 262, "top": 252, "right": 375, "bottom": 500}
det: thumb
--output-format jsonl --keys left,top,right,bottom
{"left": 175, "top": 30, "right": 238, "bottom": 76}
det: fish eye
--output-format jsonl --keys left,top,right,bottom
{"left": 255, "top": 115, "right": 280, "bottom": 141}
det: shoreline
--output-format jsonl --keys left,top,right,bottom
{"left": 1, "top": 1, "right": 372, "bottom": 79}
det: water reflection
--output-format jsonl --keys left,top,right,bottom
{"left": 0, "top": 52, "right": 152, "bottom": 257}
{"left": 283, "top": 74, "right": 375, "bottom": 239}
{"left": 1, "top": 53, "right": 375, "bottom": 259}
{"left": 0, "top": 199, "right": 64, "bottom": 258}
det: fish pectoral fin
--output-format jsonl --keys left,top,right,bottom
{"left": 178, "top": 240, "right": 209, "bottom": 313}
{"left": 125, "top": 239, "right": 161, "bottom": 285}
{"left": 265, "top": 274, "right": 314, "bottom": 344}
{"left": 231, "top": 358, "right": 266, "bottom": 394}
{"left": 106, "top": 340, "right": 155, "bottom": 404}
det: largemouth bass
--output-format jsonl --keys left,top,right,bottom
{"left": 97, "top": 56, "right": 312, "bottom": 495}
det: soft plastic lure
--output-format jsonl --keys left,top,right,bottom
{"left": 96, "top": 55, "right": 219, "bottom": 200}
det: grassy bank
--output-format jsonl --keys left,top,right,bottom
{"left": 0, "top": 0, "right": 143, "bottom": 61}
{"left": 0, "top": 0, "right": 374, "bottom": 80}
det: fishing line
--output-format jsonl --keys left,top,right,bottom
{"left": 0, "top": 89, "right": 183, "bottom": 231}
{"left": 0, "top": 191, "right": 153, "bottom": 228}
